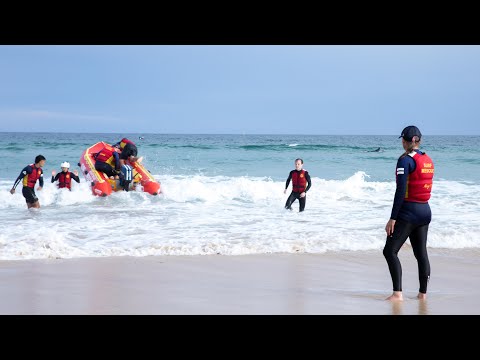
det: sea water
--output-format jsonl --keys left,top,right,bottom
{"left": 1, "top": 132, "right": 479, "bottom": 260}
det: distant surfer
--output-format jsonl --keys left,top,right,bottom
{"left": 139, "top": 136, "right": 144, "bottom": 140}
{"left": 284, "top": 158, "right": 312, "bottom": 212}
{"left": 10, "top": 155, "right": 46, "bottom": 209}
{"left": 368, "top": 147, "right": 382, "bottom": 152}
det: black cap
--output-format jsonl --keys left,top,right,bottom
{"left": 399, "top": 125, "right": 422, "bottom": 142}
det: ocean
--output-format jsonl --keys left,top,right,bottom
{"left": 1, "top": 132, "right": 479, "bottom": 260}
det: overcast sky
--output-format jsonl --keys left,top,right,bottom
{"left": 1, "top": 45, "right": 479, "bottom": 135}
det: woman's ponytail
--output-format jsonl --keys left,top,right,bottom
{"left": 404, "top": 135, "right": 420, "bottom": 155}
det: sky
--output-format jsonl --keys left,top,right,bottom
{"left": 0, "top": 45, "right": 479, "bottom": 135}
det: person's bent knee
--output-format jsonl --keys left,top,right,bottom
{"left": 383, "top": 246, "right": 393, "bottom": 259}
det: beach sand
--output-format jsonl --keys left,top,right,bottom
{"left": 0, "top": 248, "right": 479, "bottom": 314}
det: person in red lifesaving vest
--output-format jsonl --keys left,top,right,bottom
{"left": 284, "top": 158, "right": 312, "bottom": 212}
{"left": 51, "top": 162, "right": 80, "bottom": 190}
{"left": 383, "top": 125, "right": 434, "bottom": 302}
{"left": 10, "top": 154, "right": 46, "bottom": 209}
{"left": 94, "top": 143, "right": 121, "bottom": 179}
{"left": 114, "top": 138, "right": 141, "bottom": 165}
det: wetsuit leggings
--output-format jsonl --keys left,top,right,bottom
{"left": 95, "top": 161, "right": 117, "bottom": 178}
{"left": 285, "top": 192, "right": 306, "bottom": 212}
{"left": 383, "top": 219, "right": 430, "bottom": 293}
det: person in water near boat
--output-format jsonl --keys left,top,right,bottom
{"left": 10, "top": 155, "right": 46, "bottom": 209}
{"left": 114, "top": 138, "right": 143, "bottom": 165}
{"left": 51, "top": 161, "right": 80, "bottom": 190}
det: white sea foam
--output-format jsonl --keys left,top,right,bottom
{"left": 1, "top": 172, "right": 479, "bottom": 260}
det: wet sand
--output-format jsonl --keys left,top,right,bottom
{"left": 0, "top": 248, "right": 479, "bottom": 314}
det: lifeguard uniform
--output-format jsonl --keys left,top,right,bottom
{"left": 94, "top": 144, "right": 121, "bottom": 177}
{"left": 12, "top": 164, "right": 44, "bottom": 204}
{"left": 383, "top": 149, "right": 435, "bottom": 294}
{"left": 51, "top": 171, "right": 80, "bottom": 190}
{"left": 284, "top": 169, "right": 312, "bottom": 212}
{"left": 116, "top": 138, "right": 138, "bottom": 161}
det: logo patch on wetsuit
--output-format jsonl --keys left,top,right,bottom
{"left": 300, "top": 174, "right": 304, "bottom": 178}
{"left": 396, "top": 167, "right": 404, "bottom": 175}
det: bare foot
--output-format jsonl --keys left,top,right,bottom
{"left": 386, "top": 291, "right": 404, "bottom": 301}
{"left": 417, "top": 293, "right": 427, "bottom": 300}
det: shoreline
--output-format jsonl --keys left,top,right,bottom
{"left": 1, "top": 249, "right": 479, "bottom": 314}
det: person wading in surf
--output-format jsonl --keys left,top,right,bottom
{"left": 284, "top": 158, "right": 312, "bottom": 212}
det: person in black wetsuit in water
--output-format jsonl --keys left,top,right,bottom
{"left": 51, "top": 162, "right": 80, "bottom": 191}
{"left": 383, "top": 126, "right": 434, "bottom": 302}
{"left": 10, "top": 155, "right": 46, "bottom": 209}
{"left": 284, "top": 158, "right": 311, "bottom": 212}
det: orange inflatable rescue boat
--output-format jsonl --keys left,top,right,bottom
{"left": 79, "top": 142, "right": 161, "bottom": 197}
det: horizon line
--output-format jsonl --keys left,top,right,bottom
{"left": 0, "top": 131, "right": 478, "bottom": 136}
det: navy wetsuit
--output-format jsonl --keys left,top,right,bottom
{"left": 95, "top": 151, "right": 120, "bottom": 177}
{"left": 383, "top": 149, "right": 432, "bottom": 294}
{"left": 12, "top": 165, "right": 44, "bottom": 204}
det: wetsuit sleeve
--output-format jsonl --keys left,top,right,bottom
{"left": 113, "top": 151, "right": 120, "bottom": 171}
{"left": 71, "top": 172, "right": 80, "bottom": 183}
{"left": 39, "top": 170, "right": 44, "bottom": 187}
{"left": 12, "top": 166, "right": 31, "bottom": 190}
{"left": 285, "top": 171, "right": 293, "bottom": 189}
{"left": 304, "top": 171, "right": 312, "bottom": 193}
{"left": 390, "top": 156, "right": 415, "bottom": 220}
{"left": 52, "top": 173, "right": 60, "bottom": 183}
